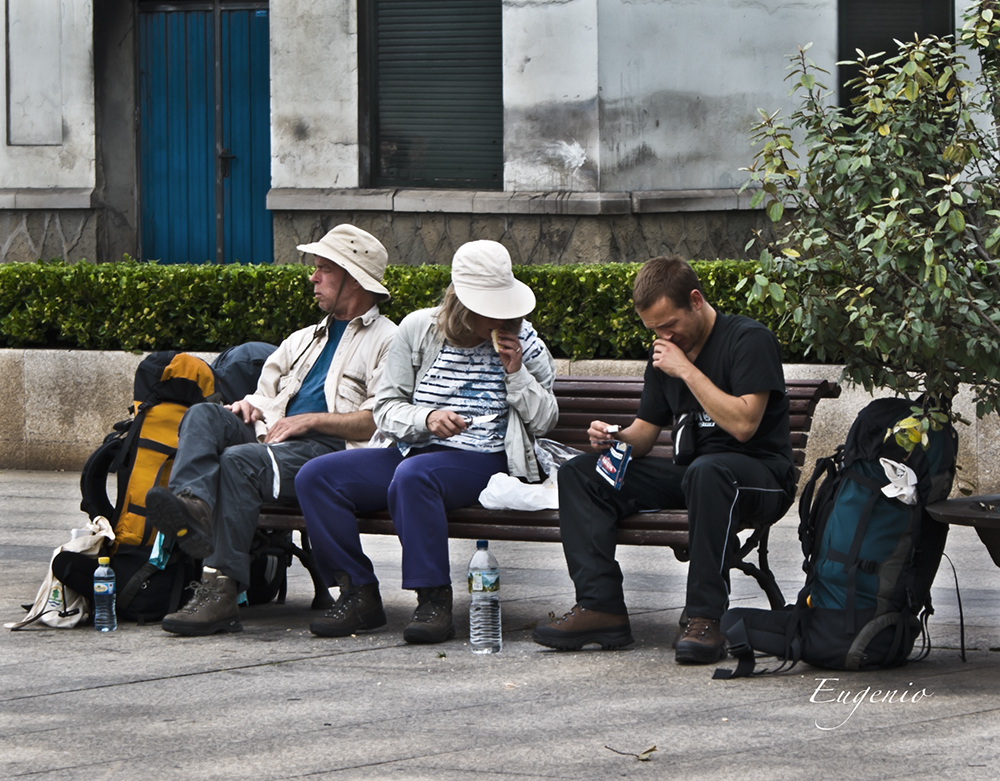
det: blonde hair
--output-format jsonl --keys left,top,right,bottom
{"left": 435, "top": 285, "right": 522, "bottom": 346}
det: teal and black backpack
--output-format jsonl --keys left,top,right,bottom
{"left": 717, "top": 397, "right": 958, "bottom": 677}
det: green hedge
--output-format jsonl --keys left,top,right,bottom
{"left": 0, "top": 260, "right": 806, "bottom": 361}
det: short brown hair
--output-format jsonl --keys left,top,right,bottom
{"left": 435, "top": 284, "right": 521, "bottom": 345}
{"left": 632, "top": 255, "right": 703, "bottom": 311}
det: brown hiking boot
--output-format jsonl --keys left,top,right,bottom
{"left": 674, "top": 616, "right": 727, "bottom": 664}
{"left": 403, "top": 585, "right": 455, "bottom": 644}
{"left": 310, "top": 573, "right": 387, "bottom": 637}
{"left": 161, "top": 568, "right": 242, "bottom": 636}
{"left": 532, "top": 605, "right": 634, "bottom": 650}
{"left": 146, "top": 486, "right": 214, "bottom": 559}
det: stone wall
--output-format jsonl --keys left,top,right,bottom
{"left": 271, "top": 208, "right": 773, "bottom": 266}
{"left": 0, "top": 210, "right": 97, "bottom": 264}
{"left": 1, "top": 348, "right": 995, "bottom": 498}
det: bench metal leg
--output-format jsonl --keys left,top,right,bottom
{"left": 730, "top": 525, "right": 786, "bottom": 610}
{"left": 297, "top": 529, "right": 335, "bottom": 610}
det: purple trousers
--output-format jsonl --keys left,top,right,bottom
{"left": 295, "top": 445, "right": 508, "bottom": 589}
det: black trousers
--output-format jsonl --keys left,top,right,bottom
{"left": 169, "top": 403, "right": 343, "bottom": 590}
{"left": 557, "top": 451, "right": 793, "bottom": 620}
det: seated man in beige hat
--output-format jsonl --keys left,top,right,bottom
{"left": 146, "top": 225, "right": 398, "bottom": 636}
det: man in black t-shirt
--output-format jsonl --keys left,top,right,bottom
{"left": 533, "top": 256, "right": 795, "bottom": 664}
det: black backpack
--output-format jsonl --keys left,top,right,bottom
{"left": 717, "top": 398, "right": 958, "bottom": 677}
{"left": 210, "top": 342, "right": 277, "bottom": 404}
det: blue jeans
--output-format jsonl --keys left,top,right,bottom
{"left": 295, "top": 445, "right": 508, "bottom": 589}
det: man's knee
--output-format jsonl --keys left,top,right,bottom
{"left": 558, "top": 453, "right": 599, "bottom": 492}
{"left": 219, "top": 443, "right": 270, "bottom": 482}
{"left": 179, "top": 402, "right": 229, "bottom": 430}
{"left": 681, "top": 455, "right": 735, "bottom": 496}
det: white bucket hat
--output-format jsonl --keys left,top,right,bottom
{"left": 297, "top": 225, "right": 390, "bottom": 300}
{"left": 451, "top": 240, "right": 535, "bottom": 319}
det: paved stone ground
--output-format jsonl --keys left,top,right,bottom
{"left": 1, "top": 470, "right": 999, "bottom": 780}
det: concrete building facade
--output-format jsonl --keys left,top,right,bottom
{"left": 0, "top": 1, "right": 963, "bottom": 266}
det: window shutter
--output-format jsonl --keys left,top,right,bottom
{"left": 839, "top": 0, "right": 955, "bottom": 107}
{"left": 372, "top": 0, "right": 503, "bottom": 188}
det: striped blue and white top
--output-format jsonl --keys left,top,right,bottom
{"left": 402, "top": 321, "right": 546, "bottom": 455}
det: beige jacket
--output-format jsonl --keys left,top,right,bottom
{"left": 243, "top": 304, "right": 397, "bottom": 448}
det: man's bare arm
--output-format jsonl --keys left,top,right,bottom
{"left": 651, "top": 338, "right": 768, "bottom": 443}
{"left": 677, "top": 367, "right": 769, "bottom": 443}
{"left": 263, "top": 410, "right": 376, "bottom": 444}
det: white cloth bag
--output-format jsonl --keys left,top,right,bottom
{"left": 7, "top": 516, "right": 115, "bottom": 630}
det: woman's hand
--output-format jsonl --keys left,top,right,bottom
{"left": 493, "top": 329, "right": 523, "bottom": 373}
{"left": 426, "top": 409, "right": 468, "bottom": 439}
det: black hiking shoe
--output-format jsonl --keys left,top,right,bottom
{"left": 146, "top": 486, "right": 214, "bottom": 559}
{"left": 310, "top": 573, "right": 387, "bottom": 637}
{"left": 674, "top": 616, "right": 728, "bottom": 664}
{"left": 532, "top": 605, "right": 634, "bottom": 650}
{"left": 403, "top": 585, "right": 455, "bottom": 644}
{"left": 161, "top": 568, "right": 242, "bottom": 636}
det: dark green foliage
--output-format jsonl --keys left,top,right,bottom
{"left": 0, "top": 258, "right": 800, "bottom": 360}
{"left": 743, "top": 5, "right": 1000, "bottom": 425}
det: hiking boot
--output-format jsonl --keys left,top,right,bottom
{"left": 674, "top": 616, "right": 727, "bottom": 664}
{"left": 310, "top": 573, "right": 387, "bottom": 637}
{"left": 161, "top": 568, "right": 242, "bottom": 636}
{"left": 531, "top": 605, "right": 634, "bottom": 650}
{"left": 402, "top": 585, "right": 455, "bottom": 644}
{"left": 147, "top": 486, "right": 214, "bottom": 559}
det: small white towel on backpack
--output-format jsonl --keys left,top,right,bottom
{"left": 879, "top": 458, "right": 918, "bottom": 506}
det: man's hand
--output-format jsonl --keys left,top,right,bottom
{"left": 264, "top": 413, "right": 317, "bottom": 444}
{"left": 587, "top": 420, "right": 617, "bottom": 451}
{"left": 226, "top": 399, "right": 263, "bottom": 425}
{"left": 426, "top": 409, "right": 467, "bottom": 439}
{"left": 651, "top": 337, "right": 693, "bottom": 379}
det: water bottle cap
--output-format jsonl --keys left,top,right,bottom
{"left": 476, "top": 540, "right": 489, "bottom": 549}
{"left": 98, "top": 556, "right": 110, "bottom": 565}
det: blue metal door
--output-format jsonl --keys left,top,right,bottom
{"left": 139, "top": 2, "right": 272, "bottom": 264}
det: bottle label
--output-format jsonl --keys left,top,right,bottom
{"left": 469, "top": 569, "right": 499, "bottom": 593}
{"left": 94, "top": 582, "right": 115, "bottom": 595}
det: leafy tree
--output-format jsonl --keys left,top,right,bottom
{"left": 741, "top": 2, "right": 1000, "bottom": 449}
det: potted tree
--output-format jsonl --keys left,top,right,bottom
{"left": 742, "top": 2, "right": 1000, "bottom": 452}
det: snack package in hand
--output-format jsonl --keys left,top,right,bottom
{"left": 596, "top": 441, "right": 632, "bottom": 490}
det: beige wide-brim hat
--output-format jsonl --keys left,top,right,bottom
{"left": 451, "top": 240, "right": 535, "bottom": 319}
{"left": 297, "top": 225, "right": 391, "bottom": 300}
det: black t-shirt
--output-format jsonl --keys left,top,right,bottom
{"left": 636, "top": 313, "right": 794, "bottom": 480}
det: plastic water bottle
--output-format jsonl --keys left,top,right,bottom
{"left": 468, "top": 540, "right": 501, "bottom": 654}
{"left": 93, "top": 556, "right": 117, "bottom": 632}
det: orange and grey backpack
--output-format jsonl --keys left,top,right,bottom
{"left": 81, "top": 351, "right": 217, "bottom": 549}
{"left": 78, "top": 351, "right": 216, "bottom": 620}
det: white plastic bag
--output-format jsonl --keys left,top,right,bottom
{"left": 7, "top": 516, "right": 115, "bottom": 630}
{"left": 479, "top": 473, "right": 559, "bottom": 511}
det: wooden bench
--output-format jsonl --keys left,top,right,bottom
{"left": 257, "top": 376, "right": 841, "bottom": 609}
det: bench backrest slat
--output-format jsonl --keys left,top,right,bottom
{"left": 546, "top": 375, "right": 839, "bottom": 468}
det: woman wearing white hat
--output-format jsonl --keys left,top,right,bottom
{"left": 296, "top": 240, "right": 559, "bottom": 644}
